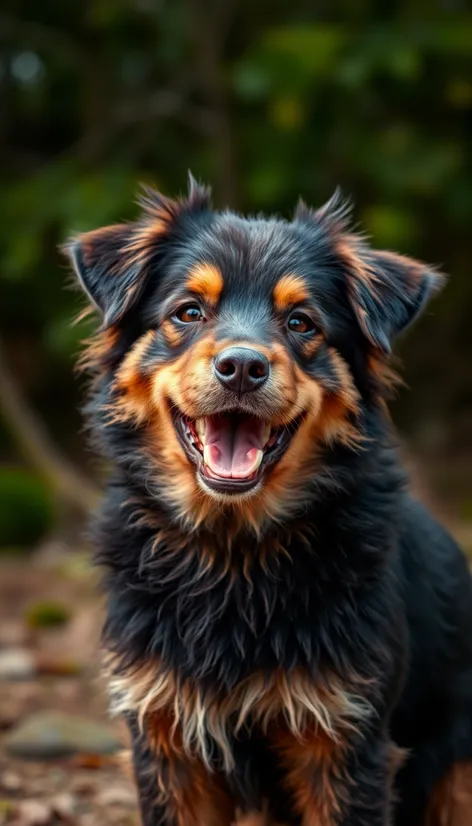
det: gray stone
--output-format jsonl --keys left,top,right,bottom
{"left": 14, "top": 800, "right": 51, "bottom": 825}
{"left": 0, "top": 648, "right": 36, "bottom": 680}
{"left": 5, "top": 711, "right": 122, "bottom": 760}
{"left": 96, "top": 786, "right": 137, "bottom": 808}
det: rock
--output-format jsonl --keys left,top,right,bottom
{"left": 0, "top": 648, "right": 36, "bottom": 680}
{"left": 34, "top": 540, "right": 71, "bottom": 570}
{"left": 0, "top": 770, "right": 22, "bottom": 792}
{"left": 5, "top": 711, "right": 122, "bottom": 760}
{"left": 13, "top": 800, "right": 51, "bottom": 825}
{"left": 95, "top": 786, "right": 137, "bottom": 808}
{"left": 51, "top": 793, "right": 76, "bottom": 820}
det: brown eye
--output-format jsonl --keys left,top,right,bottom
{"left": 175, "top": 304, "right": 204, "bottom": 324}
{"left": 287, "top": 312, "right": 317, "bottom": 335}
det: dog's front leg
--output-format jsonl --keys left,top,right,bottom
{"left": 128, "top": 713, "right": 235, "bottom": 826}
{"left": 128, "top": 714, "right": 167, "bottom": 826}
{"left": 270, "top": 725, "right": 397, "bottom": 826}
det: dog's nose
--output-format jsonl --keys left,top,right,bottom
{"left": 214, "top": 347, "right": 270, "bottom": 394}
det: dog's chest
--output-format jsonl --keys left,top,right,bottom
{"left": 109, "top": 654, "right": 371, "bottom": 773}
{"left": 139, "top": 535, "right": 359, "bottom": 682}
{"left": 108, "top": 543, "right": 372, "bottom": 771}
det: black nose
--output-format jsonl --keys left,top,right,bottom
{"left": 214, "top": 347, "right": 270, "bottom": 394}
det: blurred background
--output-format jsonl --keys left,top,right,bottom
{"left": 0, "top": 2, "right": 471, "bottom": 823}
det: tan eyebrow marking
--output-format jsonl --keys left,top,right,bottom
{"left": 273, "top": 274, "right": 309, "bottom": 311}
{"left": 185, "top": 263, "right": 224, "bottom": 306}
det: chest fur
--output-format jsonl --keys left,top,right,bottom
{"left": 108, "top": 656, "right": 371, "bottom": 772}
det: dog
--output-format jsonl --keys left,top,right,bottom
{"left": 66, "top": 177, "right": 472, "bottom": 826}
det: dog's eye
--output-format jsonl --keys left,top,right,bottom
{"left": 287, "top": 312, "right": 316, "bottom": 335}
{"left": 174, "top": 304, "right": 204, "bottom": 324}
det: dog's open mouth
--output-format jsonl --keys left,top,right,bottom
{"left": 173, "top": 410, "right": 303, "bottom": 494}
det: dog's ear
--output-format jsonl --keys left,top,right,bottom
{"left": 65, "top": 222, "right": 144, "bottom": 328}
{"left": 344, "top": 248, "right": 444, "bottom": 355}
{"left": 295, "top": 191, "right": 444, "bottom": 355}
{"left": 63, "top": 175, "right": 211, "bottom": 328}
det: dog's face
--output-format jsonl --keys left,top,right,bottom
{"left": 67, "top": 180, "right": 441, "bottom": 531}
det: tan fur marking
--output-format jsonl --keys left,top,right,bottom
{"left": 234, "top": 804, "right": 271, "bottom": 826}
{"left": 78, "top": 326, "right": 119, "bottom": 377}
{"left": 186, "top": 263, "right": 224, "bottom": 306}
{"left": 335, "top": 236, "right": 380, "bottom": 295}
{"left": 110, "top": 330, "right": 156, "bottom": 424}
{"left": 423, "top": 760, "right": 472, "bottom": 826}
{"left": 161, "top": 319, "right": 184, "bottom": 348}
{"left": 147, "top": 711, "right": 234, "bottom": 826}
{"left": 176, "top": 762, "right": 234, "bottom": 826}
{"left": 273, "top": 274, "right": 309, "bottom": 311}
{"left": 107, "top": 657, "right": 372, "bottom": 774}
{"left": 271, "top": 726, "right": 347, "bottom": 826}
{"left": 322, "top": 349, "right": 362, "bottom": 448}
{"left": 302, "top": 335, "right": 323, "bottom": 360}
{"left": 367, "top": 353, "right": 402, "bottom": 397}
{"left": 109, "top": 196, "right": 177, "bottom": 285}
{"left": 124, "top": 217, "right": 169, "bottom": 266}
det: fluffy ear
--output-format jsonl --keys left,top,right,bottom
{"left": 295, "top": 191, "right": 444, "bottom": 355}
{"left": 65, "top": 223, "right": 144, "bottom": 328}
{"left": 344, "top": 248, "right": 444, "bottom": 355}
{"left": 63, "top": 175, "right": 212, "bottom": 327}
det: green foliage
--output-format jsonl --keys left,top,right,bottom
{"left": 25, "top": 600, "right": 70, "bottom": 628}
{"left": 0, "top": 802, "right": 14, "bottom": 817}
{"left": 0, "top": 468, "right": 55, "bottom": 549}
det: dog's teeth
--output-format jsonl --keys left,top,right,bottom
{"left": 262, "top": 424, "right": 271, "bottom": 446}
{"left": 196, "top": 419, "right": 206, "bottom": 439}
{"left": 247, "top": 448, "right": 263, "bottom": 473}
{"left": 233, "top": 448, "right": 263, "bottom": 478}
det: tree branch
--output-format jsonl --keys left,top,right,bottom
{"left": 0, "top": 339, "right": 100, "bottom": 516}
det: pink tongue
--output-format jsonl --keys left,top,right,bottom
{"left": 203, "top": 415, "right": 265, "bottom": 479}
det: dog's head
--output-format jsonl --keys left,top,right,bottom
{"left": 66, "top": 178, "right": 442, "bottom": 531}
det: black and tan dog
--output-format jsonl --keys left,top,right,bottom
{"left": 66, "top": 178, "right": 472, "bottom": 825}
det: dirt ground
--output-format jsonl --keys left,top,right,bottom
{"left": 0, "top": 543, "right": 138, "bottom": 825}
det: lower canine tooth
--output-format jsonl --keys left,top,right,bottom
{"left": 196, "top": 418, "right": 206, "bottom": 438}
{"left": 245, "top": 448, "right": 263, "bottom": 475}
{"left": 261, "top": 424, "right": 271, "bottom": 445}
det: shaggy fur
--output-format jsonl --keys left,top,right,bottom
{"left": 66, "top": 177, "right": 472, "bottom": 826}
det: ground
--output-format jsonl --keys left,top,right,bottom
{"left": 0, "top": 542, "right": 138, "bottom": 826}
